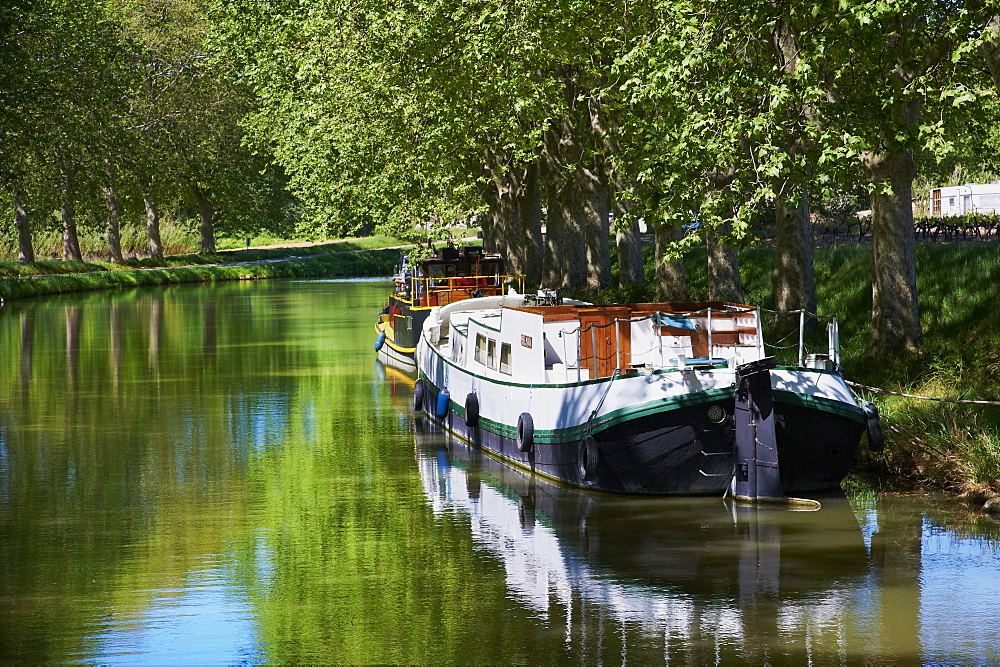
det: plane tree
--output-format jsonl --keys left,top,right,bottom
{"left": 620, "top": 0, "right": 994, "bottom": 354}
{"left": 0, "top": 0, "right": 129, "bottom": 261}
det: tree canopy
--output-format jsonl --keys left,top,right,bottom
{"left": 3, "top": 0, "right": 998, "bottom": 352}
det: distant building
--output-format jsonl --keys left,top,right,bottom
{"left": 929, "top": 183, "right": 1000, "bottom": 217}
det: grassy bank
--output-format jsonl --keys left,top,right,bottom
{"left": 0, "top": 241, "right": 403, "bottom": 301}
{"left": 595, "top": 241, "right": 1000, "bottom": 500}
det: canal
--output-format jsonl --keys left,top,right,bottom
{"left": 1, "top": 279, "right": 999, "bottom": 663}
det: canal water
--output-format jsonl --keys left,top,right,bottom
{"left": 1, "top": 279, "right": 999, "bottom": 663}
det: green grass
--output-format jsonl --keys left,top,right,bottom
{"left": 0, "top": 235, "right": 408, "bottom": 277}
{"left": 0, "top": 245, "right": 402, "bottom": 301}
{"left": 0, "top": 222, "right": 201, "bottom": 260}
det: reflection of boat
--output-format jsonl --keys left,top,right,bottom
{"left": 374, "top": 246, "right": 523, "bottom": 368}
{"left": 415, "top": 424, "right": 868, "bottom": 649}
{"left": 414, "top": 294, "right": 881, "bottom": 498}
{"left": 375, "top": 358, "right": 417, "bottom": 395}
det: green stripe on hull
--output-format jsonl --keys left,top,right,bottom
{"left": 434, "top": 384, "right": 863, "bottom": 445}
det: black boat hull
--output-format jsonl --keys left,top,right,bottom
{"left": 416, "top": 384, "right": 864, "bottom": 495}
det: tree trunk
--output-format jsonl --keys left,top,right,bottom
{"left": 143, "top": 191, "right": 164, "bottom": 261}
{"left": 102, "top": 185, "right": 125, "bottom": 264}
{"left": 653, "top": 220, "right": 686, "bottom": 300}
{"left": 703, "top": 168, "right": 743, "bottom": 302}
{"left": 193, "top": 186, "right": 217, "bottom": 254}
{"left": 12, "top": 191, "right": 34, "bottom": 263}
{"left": 482, "top": 159, "right": 543, "bottom": 287}
{"left": 607, "top": 144, "right": 643, "bottom": 288}
{"left": 615, "top": 217, "right": 644, "bottom": 287}
{"left": 982, "top": 16, "right": 1000, "bottom": 91}
{"left": 543, "top": 173, "right": 588, "bottom": 291}
{"left": 864, "top": 144, "right": 922, "bottom": 354}
{"left": 518, "top": 162, "right": 544, "bottom": 287}
{"left": 542, "top": 120, "right": 588, "bottom": 292}
{"left": 770, "top": 18, "right": 816, "bottom": 316}
{"left": 706, "top": 222, "right": 743, "bottom": 302}
{"left": 541, "top": 114, "right": 610, "bottom": 292}
{"left": 579, "top": 156, "right": 611, "bottom": 291}
{"left": 60, "top": 167, "right": 82, "bottom": 261}
{"left": 772, "top": 189, "right": 815, "bottom": 314}
{"left": 479, "top": 183, "right": 500, "bottom": 255}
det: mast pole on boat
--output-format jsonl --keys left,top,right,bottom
{"left": 614, "top": 318, "right": 622, "bottom": 372}
{"left": 754, "top": 307, "right": 763, "bottom": 359}
{"left": 656, "top": 312, "right": 664, "bottom": 367}
{"left": 707, "top": 308, "right": 713, "bottom": 359}
{"left": 797, "top": 310, "right": 806, "bottom": 367}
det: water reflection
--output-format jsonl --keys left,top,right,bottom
{"left": 415, "top": 421, "right": 867, "bottom": 661}
{"left": 414, "top": 421, "right": 1000, "bottom": 663}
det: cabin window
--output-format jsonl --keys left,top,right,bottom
{"left": 949, "top": 197, "right": 955, "bottom": 206}
{"left": 499, "top": 343, "right": 512, "bottom": 374}
{"left": 475, "top": 334, "right": 487, "bottom": 365}
{"left": 487, "top": 339, "right": 497, "bottom": 369}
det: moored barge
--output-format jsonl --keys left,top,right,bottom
{"left": 413, "top": 294, "right": 881, "bottom": 499}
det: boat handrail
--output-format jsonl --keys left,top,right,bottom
{"left": 559, "top": 306, "right": 757, "bottom": 336}
{"left": 396, "top": 273, "right": 526, "bottom": 307}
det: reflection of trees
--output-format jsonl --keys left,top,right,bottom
{"left": 110, "top": 304, "right": 123, "bottom": 396}
{"left": 65, "top": 306, "right": 81, "bottom": 386}
{"left": 0, "top": 283, "right": 315, "bottom": 661}
{"left": 19, "top": 313, "right": 34, "bottom": 399}
{"left": 869, "top": 495, "right": 923, "bottom": 661}
{"left": 1, "top": 281, "right": 587, "bottom": 662}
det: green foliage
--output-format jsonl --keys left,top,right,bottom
{"left": 0, "top": 0, "right": 297, "bottom": 262}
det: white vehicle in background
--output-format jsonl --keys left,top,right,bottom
{"left": 929, "top": 183, "right": 1000, "bottom": 217}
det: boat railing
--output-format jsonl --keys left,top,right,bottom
{"left": 552, "top": 306, "right": 840, "bottom": 380}
{"left": 756, "top": 308, "right": 840, "bottom": 369}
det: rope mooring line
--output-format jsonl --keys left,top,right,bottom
{"left": 846, "top": 381, "right": 1000, "bottom": 406}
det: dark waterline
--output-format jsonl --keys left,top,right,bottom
{"left": 1, "top": 279, "right": 998, "bottom": 663}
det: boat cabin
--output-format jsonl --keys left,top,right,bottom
{"left": 429, "top": 301, "right": 767, "bottom": 383}
{"left": 393, "top": 246, "right": 516, "bottom": 308}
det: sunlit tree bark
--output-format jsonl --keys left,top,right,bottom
{"left": 615, "top": 218, "right": 644, "bottom": 288}
{"left": 653, "top": 220, "right": 686, "bottom": 301}
{"left": 193, "top": 185, "right": 216, "bottom": 254}
{"left": 482, "top": 158, "right": 543, "bottom": 287}
{"left": 864, "top": 138, "right": 922, "bottom": 353}
{"left": 772, "top": 189, "right": 815, "bottom": 314}
{"left": 12, "top": 190, "right": 34, "bottom": 262}
{"left": 142, "top": 185, "right": 164, "bottom": 261}
{"left": 59, "top": 164, "right": 82, "bottom": 261}
{"left": 101, "top": 183, "right": 125, "bottom": 263}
